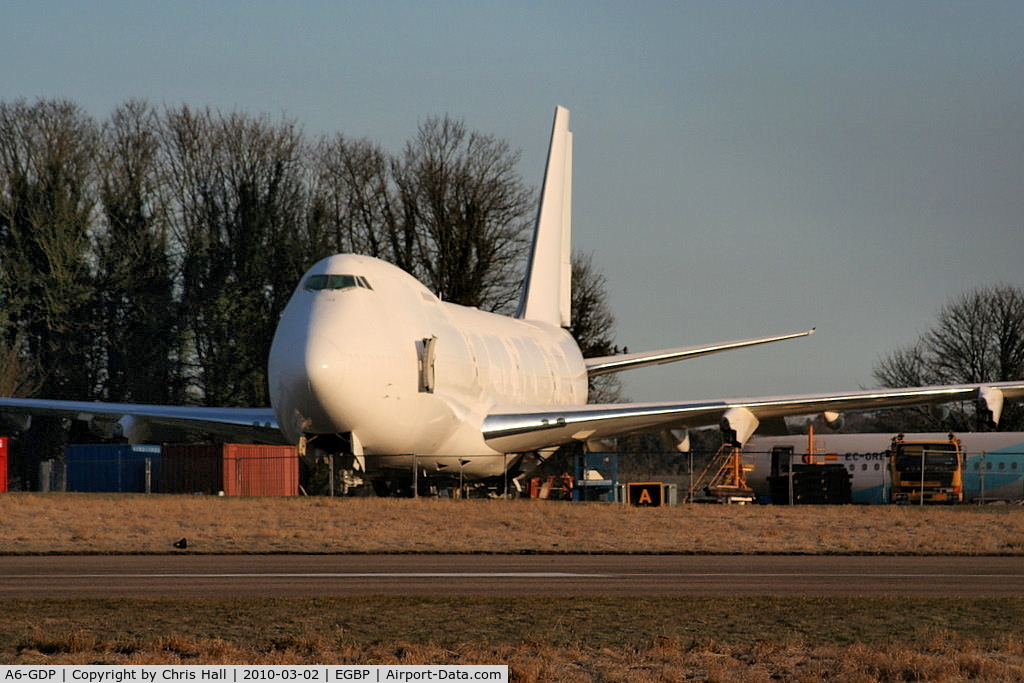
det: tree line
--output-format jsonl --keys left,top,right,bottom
{"left": 0, "top": 98, "right": 620, "bottom": 409}
{"left": 871, "top": 284, "right": 1024, "bottom": 431}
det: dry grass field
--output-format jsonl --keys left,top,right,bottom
{"left": 4, "top": 493, "right": 1024, "bottom": 679}
{"left": 2, "top": 492, "right": 1024, "bottom": 555}
{"left": 6, "top": 597, "right": 1024, "bottom": 680}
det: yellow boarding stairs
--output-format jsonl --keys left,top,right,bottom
{"left": 692, "top": 443, "right": 756, "bottom": 502}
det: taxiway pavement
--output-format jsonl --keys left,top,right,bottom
{"left": 2, "top": 554, "right": 1023, "bottom": 599}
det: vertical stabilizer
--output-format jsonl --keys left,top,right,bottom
{"left": 516, "top": 106, "right": 572, "bottom": 327}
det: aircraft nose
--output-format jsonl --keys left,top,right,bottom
{"left": 303, "top": 334, "right": 346, "bottom": 395}
{"left": 270, "top": 327, "right": 350, "bottom": 439}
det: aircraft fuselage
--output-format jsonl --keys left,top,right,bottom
{"left": 268, "top": 254, "right": 587, "bottom": 477}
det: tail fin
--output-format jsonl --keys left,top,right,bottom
{"left": 516, "top": 106, "right": 572, "bottom": 327}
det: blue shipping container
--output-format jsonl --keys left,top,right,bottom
{"left": 65, "top": 444, "right": 162, "bottom": 492}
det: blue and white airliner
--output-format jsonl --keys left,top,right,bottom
{"left": 745, "top": 432, "right": 1024, "bottom": 503}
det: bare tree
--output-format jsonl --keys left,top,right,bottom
{"left": 160, "top": 106, "right": 308, "bottom": 406}
{"left": 873, "top": 285, "right": 1024, "bottom": 430}
{"left": 569, "top": 251, "right": 622, "bottom": 403}
{"left": 93, "top": 99, "right": 180, "bottom": 403}
{"left": 307, "top": 134, "right": 404, "bottom": 266}
{"left": 0, "top": 98, "right": 100, "bottom": 399}
{"left": 392, "top": 115, "right": 533, "bottom": 311}
{"left": 310, "top": 115, "right": 536, "bottom": 313}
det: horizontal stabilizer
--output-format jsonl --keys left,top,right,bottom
{"left": 585, "top": 329, "right": 815, "bottom": 377}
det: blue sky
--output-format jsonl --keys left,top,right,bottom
{"left": 4, "top": 2, "right": 1023, "bottom": 402}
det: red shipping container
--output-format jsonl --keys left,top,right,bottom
{"left": 0, "top": 437, "right": 8, "bottom": 493}
{"left": 223, "top": 444, "right": 299, "bottom": 496}
{"left": 161, "top": 443, "right": 298, "bottom": 496}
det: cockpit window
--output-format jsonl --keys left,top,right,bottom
{"left": 303, "top": 274, "right": 372, "bottom": 291}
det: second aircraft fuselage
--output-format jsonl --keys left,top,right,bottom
{"left": 268, "top": 254, "right": 587, "bottom": 476}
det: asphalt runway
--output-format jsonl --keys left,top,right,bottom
{"left": 3, "top": 554, "right": 1024, "bottom": 599}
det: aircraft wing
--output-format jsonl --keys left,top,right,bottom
{"left": 585, "top": 329, "right": 815, "bottom": 376}
{"left": 482, "top": 381, "right": 1024, "bottom": 453}
{"left": 0, "top": 397, "right": 284, "bottom": 444}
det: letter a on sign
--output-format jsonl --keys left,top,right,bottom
{"left": 628, "top": 482, "right": 663, "bottom": 507}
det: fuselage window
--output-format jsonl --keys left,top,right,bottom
{"left": 874, "top": 463, "right": 880, "bottom": 471}
{"left": 304, "top": 274, "right": 372, "bottom": 291}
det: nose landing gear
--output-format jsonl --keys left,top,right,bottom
{"left": 299, "top": 433, "right": 365, "bottom": 496}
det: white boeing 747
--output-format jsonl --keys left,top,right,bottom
{"left": 3, "top": 107, "right": 1023, "bottom": 482}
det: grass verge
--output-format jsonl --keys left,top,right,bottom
{"left": 4, "top": 597, "right": 1024, "bottom": 680}
{"left": 4, "top": 493, "right": 1024, "bottom": 555}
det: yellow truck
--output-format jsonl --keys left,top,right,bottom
{"left": 888, "top": 432, "right": 964, "bottom": 504}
